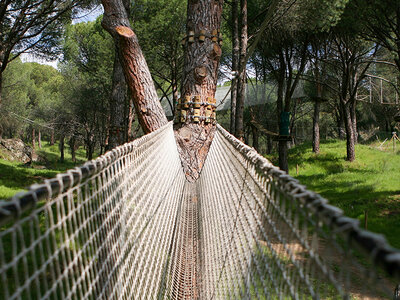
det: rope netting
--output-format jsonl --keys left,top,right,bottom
{"left": 0, "top": 122, "right": 399, "bottom": 299}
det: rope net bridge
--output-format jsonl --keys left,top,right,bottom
{"left": 1, "top": 123, "right": 399, "bottom": 300}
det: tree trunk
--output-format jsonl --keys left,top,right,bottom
{"left": 234, "top": 0, "right": 247, "bottom": 140}
{"left": 126, "top": 97, "right": 135, "bottom": 141}
{"left": 102, "top": 0, "right": 168, "bottom": 134}
{"left": 69, "top": 136, "right": 76, "bottom": 163}
{"left": 50, "top": 129, "right": 55, "bottom": 145}
{"left": 108, "top": 45, "right": 128, "bottom": 150}
{"left": 0, "top": 72, "right": 2, "bottom": 105}
{"left": 230, "top": 0, "right": 239, "bottom": 133}
{"left": 173, "top": 0, "right": 224, "bottom": 182}
{"left": 276, "top": 72, "right": 289, "bottom": 173}
{"left": 312, "top": 100, "right": 320, "bottom": 154}
{"left": 342, "top": 102, "right": 355, "bottom": 161}
{"left": 350, "top": 100, "right": 358, "bottom": 143}
{"left": 31, "top": 127, "right": 36, "bottom": 150}
{"left": 59, "top": 134, "right": 65, "bottom": 163}
{"left": 38, "top": 130, "right": 42, "bottom": 149}
{"left": 251, "top": 124, "right": 259, "bottom": 151}
{"left": 172, "top": 77, "right": 179, "bottom": 116}
{"left": 278, "top": 140, "right": 288, "bottom": 172}
{"left": 336, "top": 105, "right": 345, "bottom": 139}
{"left": 86, "top": 131, "right": 95, "bottom": 161}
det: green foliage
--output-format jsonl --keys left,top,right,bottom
{"left": 0, "top": 58, "right": 63, "bottom": 138}
{"left": 60, "top": 17, "right": 114, "bottom": 157}
{"left": 132, "top": 0, "right": 186, "bottom": 93}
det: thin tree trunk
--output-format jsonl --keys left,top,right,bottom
{"left": 172, "top": 76, "right": 179, "bottom": 116}
{"left": 230, "top": 0, "right": 239, "bottom": 133}
{"left": 350, "top": 100, "right": 358, "bottom": 143}
{"left": 69, "top": 136, "right": 76, "bottom": 163}
{"left": 313, "top": 100, "right": 320, "bottom": 154}
{"left": 342, "top": 102, "right": 355, "bottom": 161}
{"left": 235, "top": 0, "right": 247, "bottom": 140}
{"left": 102, "top": 0, "right": 168, "bottom": 134}
{"left": 38, "top": 130, "right": 42, "bottom": 149}
{"left": 251, "top": 124, "right": 259, "bottom": 151}
{"left": 31, "top": 127, "right": 36, "bottom": 150}
{"left": 127, "top": 97, "right": 135, "bottom": 141}
{"left": 279, "top": 140, "right": 288, "bottom": 172}
{"left": 0, "top": 72, "right": 3, "bottom": 106}
{"left": 59, "top": 134, "right": 65, "bottom": 163}
{"left": 50, "top": 129, "right": 55, "bottom": 145}
{"left": 174, "top": 0, "right": 224, "bottom": 182}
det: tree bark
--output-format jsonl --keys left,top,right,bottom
{"left": 174, "top": 0, "right": 224, "bottom": 182}
{"left": 312, "top": 100, "right": 320, "bottom": 154}
{"left": 342, "top": 102, "right": 355, "bottom": 161}
{"left": 350, "top": 100, "right": 358, "bottom": 143}
{"left": 312, "top": 61, "right": 321, "bottom": 154}
{"left": 50, "top": 129, "right": 55, "bottom": 145}
{"left": 69, "top": 136, "right": 76, "bottom": 163}
{"left": 126, "top": 97, "right": 135, "bottom": 141}
{"left": 230, "top": 0, "right": 239, "bottom": 133}
{"left": 31, "top": 127, "right": 36, "bottom": 150}
{"left": 234, "top": 0, "right": 247, "bottom": 140}
{"left": 0, "top": 72, "right": 2, "bottom": 106}
{"left": 59, "top": 134, "right": 65, "bottom": 163}
{"left": 102, "top": 0, "right": 168, "bottom": 134}
{"left": 38, "top": 130, "right": 42, "bottom": 149}
{"left": 278, "top": 140, "right": 288, "bottom": 172}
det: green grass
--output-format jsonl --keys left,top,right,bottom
{"left": 270, "top": 140, "right": 400, "bottom": 249}
{"left": 0, "top": 141, "right": 89, "bottom": 199}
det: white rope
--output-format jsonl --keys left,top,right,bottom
{"left": 0, "top": 122, "right": 399, "bottom": 299}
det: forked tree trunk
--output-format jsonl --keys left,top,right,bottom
{"left": 102, "top": 0, "right": 168, "bottom": 134}
{"left": 230, "top": 0, "right": 239, "bottom": 133}
{"left": 102, "top": 0, "right": 223, "bottom": 182}
{"left": 174, "top": 0, "right": 224, "bottom": 182}
{"left": 235, "top": 0, "right": 247, "bottom": 140}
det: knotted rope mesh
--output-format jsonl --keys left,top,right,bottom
{"left": 0, "top": 122, "right": 399, "bottom": 299}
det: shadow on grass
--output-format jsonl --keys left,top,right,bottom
{"left": 36, "top": 149, "right": 86, "bottom": 171}
{"left": 0, "top": 161, "right": 58, "bottom": 191}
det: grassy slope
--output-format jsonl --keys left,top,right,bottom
{"left": 277, "top": 140, "right": 400, "bottom": 249}
{"left": 0, "top": 141, "right": 88, "bottom": 199}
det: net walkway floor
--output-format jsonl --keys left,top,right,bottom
{"left": 1, "top": 122, "right": 399, "bottom": 299}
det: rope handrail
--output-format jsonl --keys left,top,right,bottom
{"left": 0, "top": 121, "right": 399, "bottom": 299}
{"left": 217, "top": 123, "right": 400, "bottom": 280}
